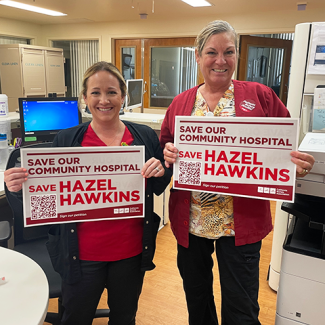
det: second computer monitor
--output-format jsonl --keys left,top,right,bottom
{"left": 125, "top": 79, "right": 143, "bottom": 112}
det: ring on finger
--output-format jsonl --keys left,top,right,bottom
{"left": 155, "top": 166, "right": 160, "bottom": 172}
{"left": 299, "top": 168, "right": 308, "bottom": 175}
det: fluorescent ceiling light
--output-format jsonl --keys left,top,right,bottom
{"left": 181, "top": 0, "right": 212, "bottom": 7}
{"left": 0, "top": 0, "right": 67, "bottom": 16}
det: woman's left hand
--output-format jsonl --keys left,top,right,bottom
{"left": 290, "top": 151, "right": 315, "bottom": 177}
{"left": 141, "top": 157, "right": 165, "bottom": 178}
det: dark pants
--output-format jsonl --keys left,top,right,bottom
{"left": 177, "top": 234, "right": 261, "bottom": 325}
{"left": 60, "top": 254, "right": 145, "bottom": 325}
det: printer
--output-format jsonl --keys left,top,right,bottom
{"left": 295, "top": 132, "right": 325, "bottom": 198}
{"left": 276, "top": 194, "right": 325, "bottom": 325}
{"left": 275, "top": 132, "right": 325, "bottom": 325}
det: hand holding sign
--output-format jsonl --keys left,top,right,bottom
{"left": 290, "top": 151, "right": 315, "bottom": 177}
{"left": 141, "top": 157, "right": 165, "bottom": 178}
{"left": 163, "top": 142, "right": 178, "bottom": 168}
{"left": 4, "top": 167, "right": 28, "bottom": 192}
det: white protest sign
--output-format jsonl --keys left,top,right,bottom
{"left": 173, "top": 116, "right": 299, "bottom": 202}
{"left": 21, "top": 146, "right": 145, "bottom": 227}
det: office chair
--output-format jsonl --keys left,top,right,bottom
{"left": 0, "top": 194, "right": 13, "bottom": 248}
{"left": 3, "top": 143, "right": 110, "bottom": 324}
{"left": 0, "top": 220, "right": 11, "bottom": 247}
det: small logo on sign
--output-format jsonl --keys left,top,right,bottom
{"left": 240, "top": 100, "right": 256, "bottom": 112}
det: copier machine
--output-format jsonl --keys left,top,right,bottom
{"left": 275, "top": 133, "right": 325, "bottom": 325}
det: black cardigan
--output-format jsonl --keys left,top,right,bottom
{"left": 46, "top": 120, "right": 172, "bottom": 284}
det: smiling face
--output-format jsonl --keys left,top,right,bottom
{"left": 83, "top": 70, "right": 124, "bottom": 126}
{"left": 196, "top": 32, "right": 237, "bottom": 90}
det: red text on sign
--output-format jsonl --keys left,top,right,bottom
{"left": 60, "top": 179, "right": 117, "bottom": 192}
{"left": 29, "top": 184, "right": 56, "bottom": 192}
{"left": 60, "top": 190, "right": 140, "bottom": 206}
{"left": 179, "top": 151, "right": 202, "bottom": 159}
{"left": 205, "top": 150, "right": 263, "bottom": 165}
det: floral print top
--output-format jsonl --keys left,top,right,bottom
{"left": 189, "top": 83, "right": 235, "bottom": 239}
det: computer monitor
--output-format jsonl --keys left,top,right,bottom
{"left": 19, "top": 97, "right": 81, "bottom": 144}
{"left": 125, "top": 79, "right": 143, "bottom": 112}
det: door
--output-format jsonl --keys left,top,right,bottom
{"left": 237, "top": 35, "right": 293, "bottom": 105}
{"left": 45, "top": 50, "right": 66, "bottom": 96}
{"left": 115, "top": 38, "right": 202, "bottom": 109}
{"left": 115, "top": 39, "right": 142, "bottom": 81}
{"left": 143, "top": 38, "right": 198, "bottom": 108}
{"left": 22, "top": 48, "right": 47, "bottom": 97}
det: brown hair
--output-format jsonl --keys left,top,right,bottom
{"left": 81, "top": 61, "right": 127, "bottom": 100}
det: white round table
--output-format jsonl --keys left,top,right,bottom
{"left": 0, "top": 246, "right": 49, "bottom": 325}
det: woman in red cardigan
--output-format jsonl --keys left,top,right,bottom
{"left": 160, "top": 20, "right": 314, "bottom": 325}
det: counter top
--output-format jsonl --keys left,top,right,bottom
{"left": 7, "top": 111, "right": 166, "bottom": 130}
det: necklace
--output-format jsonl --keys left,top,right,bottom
{"left": 105, "top": 132, "right": 119, "bottom": 146}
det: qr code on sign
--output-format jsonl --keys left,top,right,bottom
{"left": 178, "top": 161, "right": 202, "bottom": 185}
{"left": 30, "top": 195, "right": 57, "bottom": 220}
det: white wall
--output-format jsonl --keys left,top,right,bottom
{"left": 0, "top": 17, "right": 42, "bottom": 43}
{"left": 1, "top": 9, "right": 325, "bottom": 62}
{"left": 39, "top": 10, "right": 325, "bottom": 61}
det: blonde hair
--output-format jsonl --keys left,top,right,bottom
{"left": 80, "top": 61, "right": 127, "bottom": 100}
{"left": 195, "top": 20, "right": 238, "bottom": 56}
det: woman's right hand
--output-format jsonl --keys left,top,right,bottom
{"left": 163, "top": 142, "right": 178, "bottom": 168}
{"left": 4, "top": 168, "right": 28, "bottom": 192}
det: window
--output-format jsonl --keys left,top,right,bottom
{"left": 0, "top": 35, "right": 30, "bottom": 45}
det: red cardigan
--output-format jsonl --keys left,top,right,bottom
{"left": 160, "top": 80, "right": 290, "bottom": 247}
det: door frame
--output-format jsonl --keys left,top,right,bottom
{"left": 237, "top": 35, "right": 293, "bottom": 105}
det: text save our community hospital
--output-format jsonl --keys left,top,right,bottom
{"left": 178, "top": 125, "right": 294, "bottom": 183}
{"left": 24, "top": 148, "right": 144, "bottom": 210}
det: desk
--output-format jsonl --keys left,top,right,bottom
{"left": 0, "top": 247, "right": 49, "bottom": 325}
{"left": 121, "top": 112, "right": 165, "bottom": 130}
